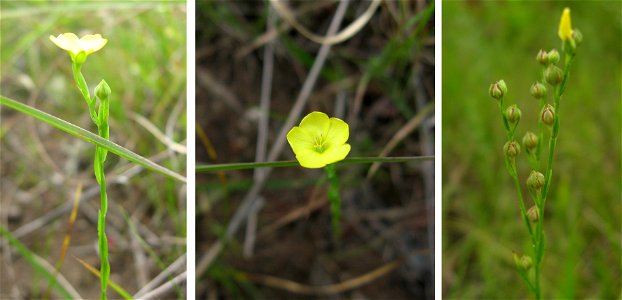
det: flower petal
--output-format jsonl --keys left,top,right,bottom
{"left": 295, "top": 148, "right": 327, "bottom": 168}
{"left": 50, "top": 33, "right": 80, "bottom": 54}
{"left": 558, "top": 8, "right": 573, "bottom": 41}
{"left": 321, "top": 143, "right": 351, "bottom": 165}
{"left": 326, "top": 117, "right": 349, "bottom": 147}
{"left": 286, "top": 126, "right": 314, "bottom": 154}
{"left": 50, "top": 33, "right": 107, "bottom": 59}
{"left": 80, "top": 34, "right": 108, "bottom": 54}
{"left": 299, "top": 111, "right": 330, "bottom": 137}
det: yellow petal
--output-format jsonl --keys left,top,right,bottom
{"left": 50, "top": 33, "right": 80, "bottom": 54}
{"left": 558, "top": 8, "right": 573, "bottom": 41}
{"left": 325, "top": 117, "right": 349, "bottom": 147}
{"left": 50, "top": 32, "right": 107, "bottom": 59}
{"left": 299, "top": 111, "right": 330, "bottom": 137}
{"left": 81, "top": 34, "right": 108, "bottom": 54}
{"left": 286, "top": 126, "right": 313, "bottom": 154}
{"left": 321, "top": 143, "right": 351, "bottom": 166}
{"left": 294, "top": 148, "right": 327, "bottom": 168}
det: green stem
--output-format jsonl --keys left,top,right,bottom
{"left": 96, "top": 158, "right": 110, "bottom": 300}
{"left": 498, "top": 97, "right": 511, "bottom": 140}
{"left": 72, "top": 62, "right": 110, "bottom": 300}
{"left": 536, "top": 97, "right": 545, "bottom": 166}
{"left": 535, "top": 49, "right": 575, "bottom": 300}
{"left": 72, "top": 63, "right": 98, "bottom": 125}
{"left": 324, "top": 164, "right": 342, "bottom": 244}
{"left": 534, "top": 192, "right": 544, "bottom": 300}
{"left": 195, "top": 156, "right": 434, "bottom": 172}
{"left": 506, "top": 157, "right": 534, "bottom": 241}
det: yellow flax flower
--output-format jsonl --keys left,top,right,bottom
{"left": 558, "top": 8, "right": 573, "bottom": 42}
{"left": 49, "top": 33, "right": 107, "bottom": 63}
{"left": 286, "top": 111, "right": 351, "bottom": 168}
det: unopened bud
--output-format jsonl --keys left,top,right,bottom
{"left": 541, "top": 104, "right": 555, "bottom": 126}
{"left": 514, "top": 253, "right": 533, "bottom": 271}
{"left": 545, "top": 65, "right": 563, "bottom": 86}
{"left": 536, "top": 49, "right": 549, "bottom": 65}
{"left": 505, "top": 105, "right": 521, "bottom": 126}
{"left": 95, "top": 79, "right": 111, "bottom": 100}
{"left": 527, "top": 170, "right": 545, "bottom": 192}
{"left": 527, "top": 206, "right": 540, "bottom": 223}
{"left": 522, "top": 131, "right": 538, "bottom": 152}
{"left": 530, "top": 82, "right": 547, "bottom": 99}
{"left": 504, "top": 140, "right": 520, "bottom": 158}
{"left": 490, "top": 80, "right": 507, "bottom": 100}
{"left": 547, "top": 49, "right": 560, "bottom": 65}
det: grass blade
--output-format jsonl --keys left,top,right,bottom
{"left": 0, "top": 225, "right": 79, "bottom": 299}
{"left": 74, "top": 256, "right": 134, "bottom": 300}
{"left": 0, "top": 95, "right": 186, "bottom": 183}
{"left": 196, "top": 156, "right": 434, "bottom": 172}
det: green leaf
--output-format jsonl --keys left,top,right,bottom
{"left": 196, "top": 156, "right": 434, "bottom": 172}
{"left": 0, "top": 95, "right": 185, "bottom": 183}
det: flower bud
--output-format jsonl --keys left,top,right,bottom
{"left": 527, "top": 170, "right": 545, "bottom": 192}
{"left": 547, "top": 49, "right": 560, "bottom": 65}
{"left": 514, "top": 253, "right": 533, "bottom": 271}
{"left": 489, "top": 80, "right": 507, "bottom": 100}
{"left": 541, "top": 104, "right": 555, "bottom": 127}
{"left": 522, "top": 131, "right": 538, "bottom": 152}
{"left": 545, "top": 65, "right": 563, "bottom": 86}
{"left": 505, "top": 105, "right": 521, "bottom": 126}
{"left": 573, "top": 29, "right": 583, "bottom": 45}
{"left": 527, "top": 206, "right": 540, "bottom": 223}
{"left": 504, "top": 140, "right": 520, "bottom": 158}
{"left": 530, "top": 82, "right": 547, "bottom": 99}
{"left": 536, "top": 49, "right": 549, "bottom": 65}
{"left": 95, "top": 79, "right": 111, "bottom": 100}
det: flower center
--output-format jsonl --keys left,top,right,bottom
{"left": 312, "top": 133, "right": 327, "bottom": 153}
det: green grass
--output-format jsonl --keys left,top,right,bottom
{"left": 0, "top": 2, "right": 186, "bottom": 299}
{"left": 442, "top": 2, "right": 621, "bottom": 299}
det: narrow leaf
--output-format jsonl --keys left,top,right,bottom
{"left": 0, "top": 95, "right": 185, "bottom": 183}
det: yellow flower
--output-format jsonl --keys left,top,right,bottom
{"left": 558, "top": 8, "right": 573, "bottom": 42}
{"left": 49, "top": 33, "right": 107, "bottom": 63}
{"left": 286, "top": 111, "right": 351, "bottom": 168}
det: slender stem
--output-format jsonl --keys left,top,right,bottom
{"left": 498, "top": 97, "right": 511, "bottom": 140}
{"left": 535, "top": 49, "right": 575, "bottom": 300}
{"left": 96, "top": 154, "right": 109, "bottom": 300}
{"left": 72, "top": 62, "right": 110, "bottom": 300}
{"left": 195, "top": 156, "right": 434, "bottom": 172}
{"left": 324, "top": 164, "right": 342, "bottom": 245}
{"left": 534, "top": 192, "right": 543, "bottom": 300}
{"left": 506, "top": 157, "right": 534, "bottom": 240}
{"left": 536, "top": 96, "right": 545, "bottom": 166}
{"left": 72, "top": 63, "right": 98, "bottom": 125}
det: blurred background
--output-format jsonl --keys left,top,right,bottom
{"left": 196, "top": 0, "right": 435, "bottom": 298}
{"left": 0, "top": 1, "right": 186, "bottom": 299}
{"left": 442, "top": 1, "right": 621, "bottom": 299}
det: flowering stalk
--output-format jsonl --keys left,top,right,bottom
{"left": 489, "top": 8, "right": 580, "bottom": 299}
{"left": 324, "top": 164, "right": 342, "bottom": 243}
{"left": 287, "top": 111, "right": 350, "bottom": 242}
{"left": 50, "top": 33, "right": 111, "bottom": 300}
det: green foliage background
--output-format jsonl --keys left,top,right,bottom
{"left": 442, "top": 1, "right": 621, "bottom": 299}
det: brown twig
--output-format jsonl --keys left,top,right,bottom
{"left": 240, "top": 251, "right": 427, "bottom": 295}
